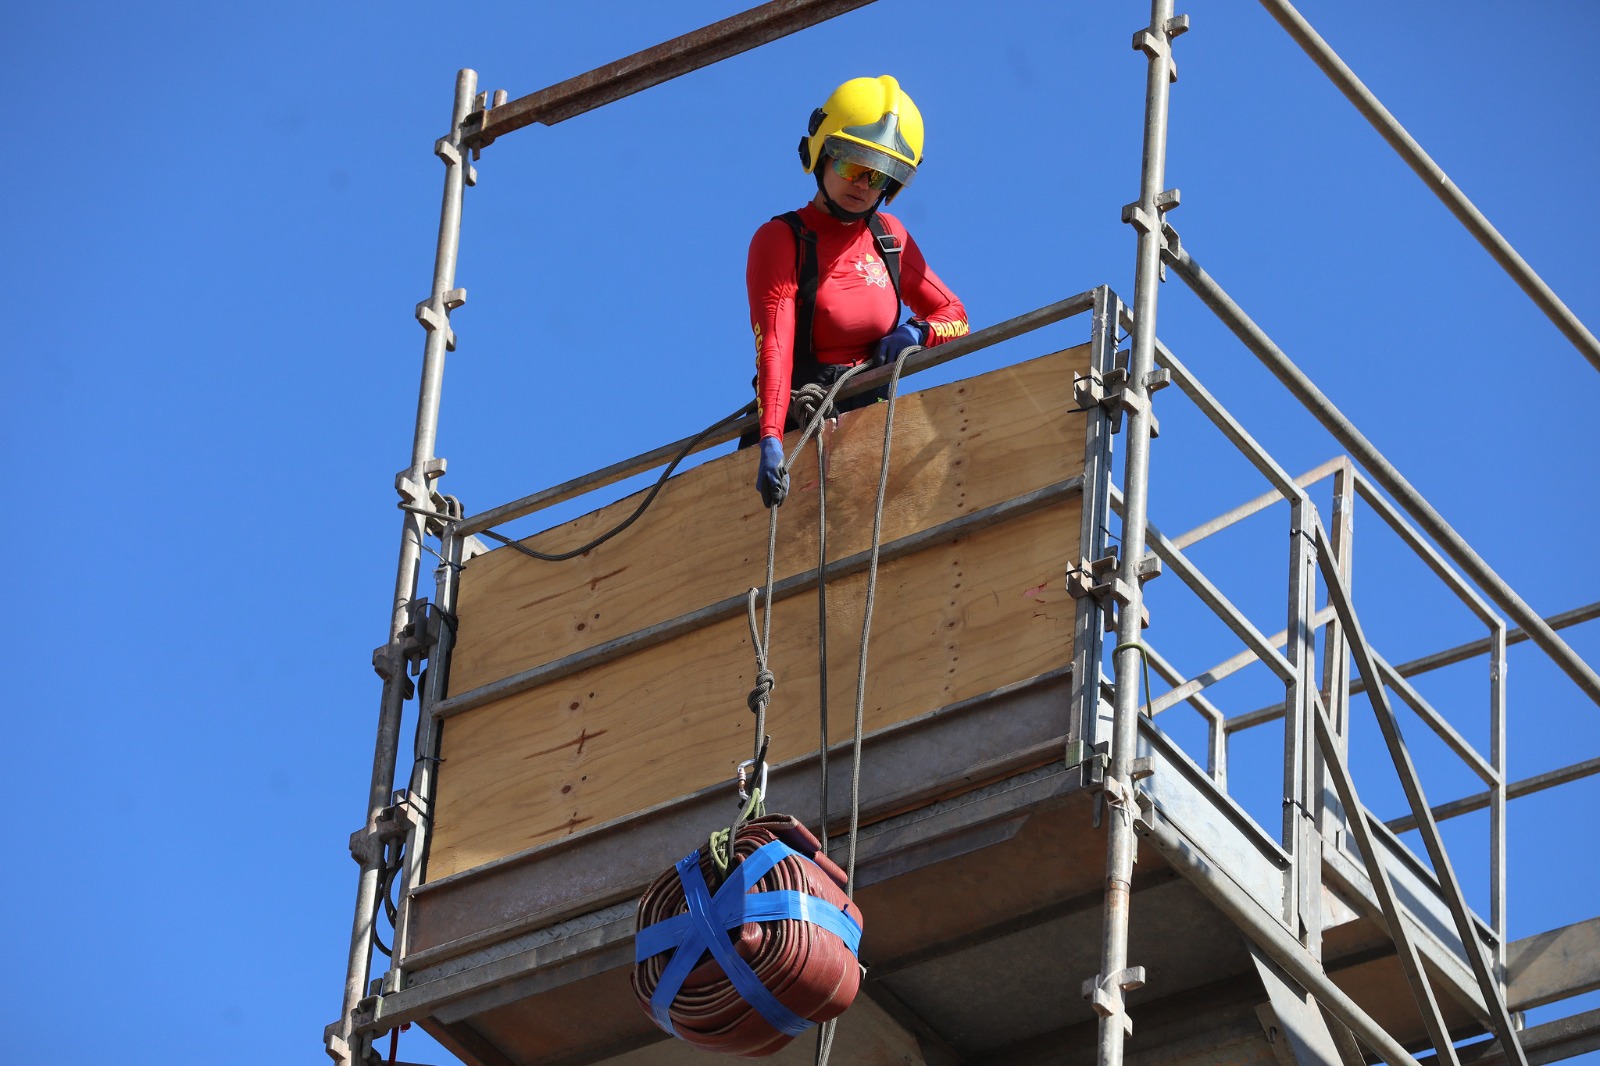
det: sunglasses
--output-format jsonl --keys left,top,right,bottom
{"left": 830, "top": 158, "right": 890, "bottom": 190}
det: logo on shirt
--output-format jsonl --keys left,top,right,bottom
{"left": 855, "top": 252, "right": 889, "bottom": 289}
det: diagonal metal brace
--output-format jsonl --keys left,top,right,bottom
{"left": 1083, "top": 965, "right": 1148, "bottom": 1033}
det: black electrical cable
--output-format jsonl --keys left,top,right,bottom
{"left": 480, "top": 401, "right": 756, "bottom": 563}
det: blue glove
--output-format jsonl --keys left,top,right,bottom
{"left": 756, "top": 435, "right": 788, "bottom": 508}
{"left": 873, "top": 320, "right": 927, "bottom": 367}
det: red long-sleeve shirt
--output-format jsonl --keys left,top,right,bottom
{"left": 747, "top": 203, "right": 968, "bottom": 440}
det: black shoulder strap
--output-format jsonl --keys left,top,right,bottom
{"left": 773, "top": 211, "right": 821, "bottom": 386}
{"left": 867, "top": 214, "right": 904, "bottom": 312}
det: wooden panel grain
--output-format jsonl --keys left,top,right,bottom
{"left": 428, "top": 498, "right": 1079, "bottom": 879}
{"left": 447, "top": 345, "right": 1089, "bottom": 694}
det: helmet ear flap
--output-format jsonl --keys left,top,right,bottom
{"left": 800, "top": 107, "right": 827, "bottom": 172}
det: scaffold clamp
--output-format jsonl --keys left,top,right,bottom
{"left": 1161, "top": 220, "right": 1183, "bottom": 261}
{"left": 1064, "top": 739, "right": 1110, "bottom": 783}
{"left": 371, "top": 641, "right": 414, "bottom": 699}
{"left": 348, "top": 992, "right": 383, "bottom": 1034}
{"left": 1067, "top": 551, "right": 1158, "bottom": 630}
{"left": 1072, "top": 364, "right": 1163, "bottom": 438}
{"left": 434, "top": 138, "right": 478, "bottom": 185}
{"left": 372, "top": 597, "right": 446, "bottom": 698}
{"left": 415, "top": 288, "right": 467, "bottom": 351}
{"left": 1083, "top": 965, "right": 1147, "bottom": 1033}
{"left": 323, "top": 1021, "right": 360, "bottom": 1065}
{"left": 348, "top": 790, "right": 423, "bottom": 868}
{"left": 1132, "top": 13, "right": 1187, "bottom": 82}
{"left": 1067, "top": 552, "right": 1129, "bottom": 602}
{"left": 396, "top": 458, "right": 461, "bottom": 536}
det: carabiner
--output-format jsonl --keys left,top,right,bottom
{"left": 735, "top": 757, "right": 769, "bottom": 806}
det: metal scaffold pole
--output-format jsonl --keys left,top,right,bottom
{"left": 1161, "top": 244, "right": 1600, "bottom": 708}
{"left": 328, "top": 67, "right": 478, "bottom": 1066}
{"left": 1255, "top": 0, "right": 1600, "bottom": 375}
{"left": 1091, "top": 4, "right": 1182, "bottom": 1066}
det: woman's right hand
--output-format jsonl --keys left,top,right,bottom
{"left": 756, "top": 436, "right": 788, "bottom": 508}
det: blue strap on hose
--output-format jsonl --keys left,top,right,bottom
{"left": 635, "top": 839, "right": 863, "bottom": 1038}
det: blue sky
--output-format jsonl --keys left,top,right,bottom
{"left": 5, "top": 2, "right": 1597, "bottom": 1063}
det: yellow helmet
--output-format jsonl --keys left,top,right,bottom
{"left": 798, "top": 75, "right": 924, "bottom": 201}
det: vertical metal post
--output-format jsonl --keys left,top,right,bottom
{"left": 1316, "top": 461, "right": 1354, "bottom": 846}
{"left": 1489, "top": 623, "right": 1508, "bottom": 984}
{"left": 386, "top": 531, "right": 466, "bottom": 992}
{"left": 1091, "top": 6, "right": 1180, "bottom": 1066}
{"left": 1209, "top": 716, "right": 1227, "bottom": 789}
{"left": 1285, "top": 498, "right": 1321, "bottom": 954}
{"left": 1072, "top": 286, "right": 1122, "bottom": 769}
{"left": 330, "top": 68, "right": 477, "bottom": 1066}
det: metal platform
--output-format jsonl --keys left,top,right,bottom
{"left": 358, "top": 698, "right": 1516, "bottom": 1065}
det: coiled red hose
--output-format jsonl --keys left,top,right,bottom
{"left": 632, "top": 814, "right": 864, "bottom": 1057}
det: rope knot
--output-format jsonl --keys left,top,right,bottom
{"left": 791, "top": 383, "right": 834, "bottom": 429}
{"left": 746, "top": 669, "right": 776, "bottom": 715}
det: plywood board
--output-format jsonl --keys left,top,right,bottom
{"left": 448, "top": 345, "right": 1090, "bottom": 695}
{"left": 428, "top": 498, "right": 1079, "bottom": 880}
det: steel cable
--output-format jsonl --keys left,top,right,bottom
{"left": 636, "top": 353, "right": 912, "bottom": 1062}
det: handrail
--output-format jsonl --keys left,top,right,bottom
{"left": 1163, "top": 241, "right": 1600, "bottom": 708}
{"left": 1386, "top": 757, "right": 1600, "bottom": 835}
{"left": 455, "top": 291, "right": 1097, "bottom": 536}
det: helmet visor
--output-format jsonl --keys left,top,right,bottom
{"left": 822, "top": 136, "right": 916, "bottom": 188}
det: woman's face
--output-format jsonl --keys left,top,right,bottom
{"left": 817, "top": 156, "right": 885, "bottom": 216}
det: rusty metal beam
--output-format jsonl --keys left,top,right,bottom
{"left": 462, "top": 0, "right": 877, "bottom": 148}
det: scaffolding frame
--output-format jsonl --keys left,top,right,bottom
{"left": 328, "top": 2, "right": 1600, "bottom": 1064}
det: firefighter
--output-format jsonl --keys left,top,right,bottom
{"left": 747, "top": 74, "right": 969, "bottom": 507}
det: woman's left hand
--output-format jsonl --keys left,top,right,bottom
{"left": 873, "top": 321, "right": 927, "bottom": 367}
